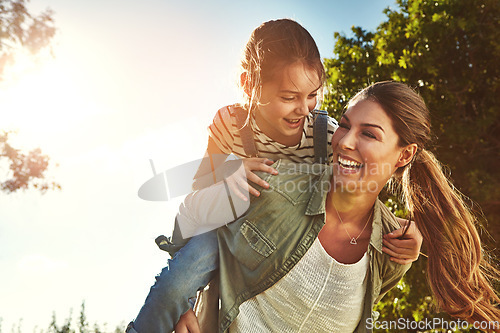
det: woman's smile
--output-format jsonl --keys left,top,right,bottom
{"left": 331, "top": 99, "right": 404, "bottom": 192}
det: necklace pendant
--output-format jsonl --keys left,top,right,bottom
{"left": 350, "top": 238, "right": 358, "bottom": 245}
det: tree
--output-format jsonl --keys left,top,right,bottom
{"left": 78, "top": 302, "right": 89, "bottom": 333}
{"left": 322, "top": 0, "right": 499, "bottom": 329}
{"left": 48, "top": 311, "right": 74, "bottom": 333}
{"left": 0, "top": 0, "right": 55, "bottom": 78}
{"left": 0, "top": 0, "right": 57, "bottom": 193}
{"left": 0, "top": 131, "right": 60, "bottom": 192}
{"left": 45, "top": 302, "right": 124, "bottom": 333}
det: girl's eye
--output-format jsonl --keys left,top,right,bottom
{"left": 281, "top": 97, "right": 294, "bottom": 101}
{"left": 338, "top": 123, "right": 349, "bottom": 130}
{"left": 308, "top": 93, "right": 318, "bottom": 99}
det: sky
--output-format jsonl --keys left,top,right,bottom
{"left": 0, "top": 0, "right": 396, "bottom": 331}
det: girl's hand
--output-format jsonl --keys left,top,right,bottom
{"left": 382, "top": 219, "right": 423, "bottom": 265}
{"left": 174, "top": 309, "right": 200, "bottom": 333}
{"left": 225, "top": 158, "right": 278, "bottom": 201}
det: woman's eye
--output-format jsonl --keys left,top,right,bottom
{"left": 281, "top": 97, "right": 294, "bottom": 101}
{"left": 339, "top": 123, "right": 349, "bottom": 130}
{"left": 363, "top": 131, "right": 376, "bottom": 139}
{"left": 308, "top": 93, "right": 318, "bottom": 99}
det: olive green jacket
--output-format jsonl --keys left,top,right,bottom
{"left": 215, "top": 160, "right": 411, "bottom": 332}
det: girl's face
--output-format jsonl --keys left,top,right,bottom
{"left": 255, "top": 61, "right": 321, "bottom": 146}
{"left": 331, "top": 99, "right": 413, "bottom": 195}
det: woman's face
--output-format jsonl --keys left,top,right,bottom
{"left": 331, "top": 99, "right": 408, "bottom": 194}
{"left": 255, "top": 61, "right": 321, "bottom": 146}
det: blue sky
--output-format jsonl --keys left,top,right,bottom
{"left": 0, "top": 0, "right": 395, "bottom": 331}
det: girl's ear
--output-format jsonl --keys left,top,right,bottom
{"left": 396, "top": 143, "right": 418, "bottom": 168}
{"left": 240, "top": 72, "right": 252, "bottom": 97}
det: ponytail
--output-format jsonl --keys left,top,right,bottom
{"left": 398, "top": 149, "right": 500, "bottom": 325}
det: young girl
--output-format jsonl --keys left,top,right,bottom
{"left": 127, "top": 19, "right": 422, "bottom": 333}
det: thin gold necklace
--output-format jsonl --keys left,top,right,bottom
{"left": 332, "top": 202, "right": 373, "bottom": 245}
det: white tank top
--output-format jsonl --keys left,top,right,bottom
{"left": 230, "top": 237, "right": 369, "bottom": 333}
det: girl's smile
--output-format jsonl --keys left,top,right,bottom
{"left": 255, "top": 61, "right": 321, "bottom": 146}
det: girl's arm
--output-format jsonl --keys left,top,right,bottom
{"left": 192, "top": 137, "right": 229, "bottom": 189}
{"left": 176, "top": 175, "right": 250, "bottom": 239}
{"left": 194, "top": 137, "right": 278, "bottom": 200}
{"left": 382, "top": 219, "right": 423, "bottom": 265}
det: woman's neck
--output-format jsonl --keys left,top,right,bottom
{"left": 320, "top": 183, "right": 377, "bottom": 263}
{"left": 326, "top": 186, "right": 377, "bottom": 228}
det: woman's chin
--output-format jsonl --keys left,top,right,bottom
{"left": 332, "top": 176, "right": 382, "bottom": 195}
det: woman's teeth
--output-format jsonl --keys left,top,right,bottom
{"left": 285, "top": 118, "right": 300, "bottom": 124}
{"left": 338, "top": 156, "right": 362, "bottom": 169}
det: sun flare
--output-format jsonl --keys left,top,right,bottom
{"left": 0, "top": 52, "right": 98, "bottom": 150}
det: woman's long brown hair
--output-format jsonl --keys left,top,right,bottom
{"left": 350, "top": 81, "right": 499, "bottom": 328}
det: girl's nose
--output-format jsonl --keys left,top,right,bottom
{"left": 295, "top": 99, "right": 310, "bottom": 116}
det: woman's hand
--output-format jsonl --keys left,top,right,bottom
{"left": 225, "top": 157, "right": 278, "bottom": 201}
{"left": 382, "top": 219, "right": 423, "bottom": 265}
{"left": 174, "top": 309, "right": 200, "bottom": 333}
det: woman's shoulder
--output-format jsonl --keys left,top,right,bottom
{"left": 376, "top": 199, "right": 403, "bottom": 233}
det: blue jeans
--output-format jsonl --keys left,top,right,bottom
{"left": 130, "top": 229, "right": 219, "bottom": 333}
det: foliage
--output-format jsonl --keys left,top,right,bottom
{"left": 0, "top": 0, "right": 55, "bottom": 78}
{"left": 322, "top": 0, "right": 500, "bottom": 330}
{"left": 0, "top": 302, "right": 125, "bottom": 333}
{"left": 0, "top": 1, "right": 57, "bottom": 193}
{"left": 324, "top": 0, "right": 500, "bottom": 212}
{"left": 0, "top": 131, "right": 60, "bottom": 193}
{"left": 48, "top": 311, "right": 73, "bottom": 333}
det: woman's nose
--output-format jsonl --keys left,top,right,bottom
{"left": 338, "top": 130, "right": 356, "bottom": 151}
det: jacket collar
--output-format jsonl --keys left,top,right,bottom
{"left": 305, "top": 165, "right": 333, "bottom": 216}
{"left": 369, "top": 199, "right": 384, "bottom": 254}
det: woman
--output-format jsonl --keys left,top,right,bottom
{"left": 176, "top": 81, "right": 499, "bottom": 332}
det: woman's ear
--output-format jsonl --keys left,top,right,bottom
{"left": 396, "top": 144, "right": 418, "bottom": 168}
{"left": 240, "top": 72, "right": 251, "bottom": 97}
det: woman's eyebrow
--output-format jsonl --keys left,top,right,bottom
{"left": 361, "top": 123, "right": 385, "bottom": 132}
{"left": 343, "top": 115, "right": 384, "bottom": 132}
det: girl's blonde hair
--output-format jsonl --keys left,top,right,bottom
{"left": 240, "top": 19, "right": 325, "bottom": 115}
{"left": 350, "top": 81, "right": 499, "bottom": 328}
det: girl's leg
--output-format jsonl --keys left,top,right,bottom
{"left": 129, "top": 229, "right": 219, "bottom": 333}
